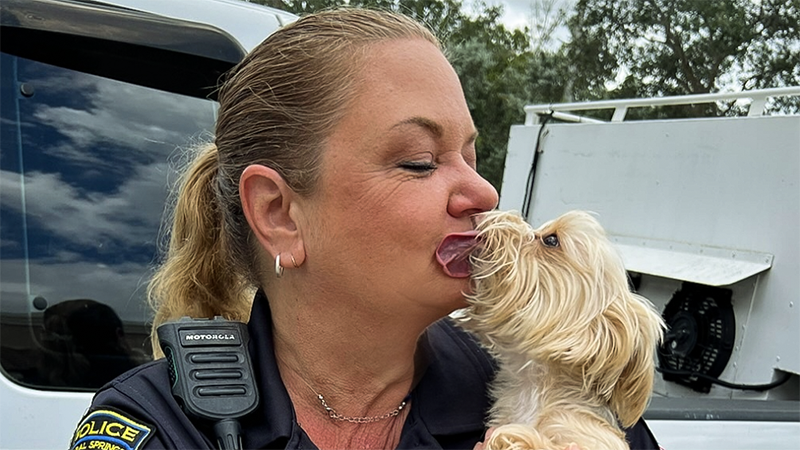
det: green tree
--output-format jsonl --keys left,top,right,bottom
{"left": 448, "top": 20, "right": 572, "bottom": 189}
{"left": 565, "top": 0, "right": 800, "bottom": 117}
{"left": 445, "top": 4, "right": 538, "bottom": 192}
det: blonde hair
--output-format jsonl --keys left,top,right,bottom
{"left": 148, "top": 9, "right": 439, "bottom": 356}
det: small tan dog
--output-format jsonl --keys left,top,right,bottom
{"left": 460, "top": 210, "right": 664, "bottom": 450}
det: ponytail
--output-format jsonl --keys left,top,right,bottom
{"left": 148, "top": 143, "right": 252, "bottom": 357}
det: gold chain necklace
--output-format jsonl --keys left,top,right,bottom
{"left": 315, "top": 392, "right": 409, "bottom": 424}
{"left": 279, "top": 355, "right": 410, "bottom": 423}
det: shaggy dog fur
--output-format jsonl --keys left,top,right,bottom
{"left": 460, "top": 210, "right": 664, "bottom": 450}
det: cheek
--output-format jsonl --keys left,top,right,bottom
{"left": 344, "top": 176, "right": 442, "bottom": 236}
{"left": 310, "top": 183, "right": 431, "bottom": 259}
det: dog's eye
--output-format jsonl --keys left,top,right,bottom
{"left": 542, "top": 234, "right": 559, "bottom": 247}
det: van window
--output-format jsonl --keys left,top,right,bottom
{"left": 0, "top": 51, "right": 217, "bottom": 390}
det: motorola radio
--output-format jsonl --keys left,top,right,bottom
{"left": 157, "top": 317, "right": 259, "bottom": 450}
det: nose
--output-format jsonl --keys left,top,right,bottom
{"left": 447, "top": 165, "right": 499, "bottom": 218}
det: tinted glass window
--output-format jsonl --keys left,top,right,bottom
{"left": 0, "top": 52, "right": 217, "bottom": 390}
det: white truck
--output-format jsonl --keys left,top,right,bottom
{"left": 1, "top": 0, "right": 797, "bottom": 448}
{"left": 500, "top": 89, "right": 800, "bottom": 449}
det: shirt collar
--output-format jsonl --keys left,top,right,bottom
{"left": 240, "top": 290, "right": 296, "bottom": 449}
{"left": 240, "top": 290, "right": 492, "bottom": 448}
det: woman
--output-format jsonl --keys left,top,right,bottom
{"left": 69, "top": 8, "right": 660, "bottom": 450}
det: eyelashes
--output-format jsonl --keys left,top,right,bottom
{"left": 399, "top": 160, "right": 437, "bottom": 174}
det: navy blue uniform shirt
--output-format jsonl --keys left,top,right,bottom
{"left": 71, "top": 291, "right": 660, "bottom": 449}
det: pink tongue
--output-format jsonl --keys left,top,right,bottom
{"left": 436, "top": 231, "right": 479, "bottom": 278}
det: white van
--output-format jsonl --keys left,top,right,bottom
{"left": 0, "top": 1, "right": 293, "bottom": 448}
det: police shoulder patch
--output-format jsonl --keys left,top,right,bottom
{"left": 70, "top": 407, "right": 155, "bottom": 450}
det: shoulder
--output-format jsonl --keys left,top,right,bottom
{"left": 425, "top": 315, "right": 497, "bottom": 380}
{"left": 90, "top": 359, "right": 174, "bottom": 416}
{"left": 70, "top": 406, "right": 158, "bottom": 450}
{"left": 626, "top": 417, "right": 661, "bottom": 450}
{"left": 69, "top": 360, "right": 210, "bottom": 450}
{"left": 413, "top": 317, "right": 496, "bottom": 433}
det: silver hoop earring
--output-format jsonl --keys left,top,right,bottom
{"left": 275, "top": 254, "right": 284, "bottom": 278}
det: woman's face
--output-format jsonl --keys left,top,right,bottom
{"left": 299, "top": 38, "right": 498, "bottom": 320}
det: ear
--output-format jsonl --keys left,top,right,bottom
{"left": 608, "top": 293, "right": 664, "bottom": 428}
{"left": 562, "top": 287, "right": 653, "bottom": 426}
{"left": 239, "top": 164, "right": 305, "bottom": 270}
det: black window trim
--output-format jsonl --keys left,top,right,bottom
{"left": 1, "top": 0, "right": 247, "bottom": 100}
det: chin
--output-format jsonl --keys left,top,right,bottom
{"left": 422, "top": 289, "right": 470, "bottom": 323}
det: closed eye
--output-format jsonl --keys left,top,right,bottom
{"left": 399, "top": 161, "right": 437, "bottom": 173}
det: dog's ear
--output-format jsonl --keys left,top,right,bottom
{"left": 552, "top": 274, "right": 663, "bottom": 428}
{"left": 606, "top": 292, "right": 665, "bottom": 428}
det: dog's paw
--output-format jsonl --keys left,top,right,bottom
{"left": 484, "top": 424, "right": 552, "bottom": 450}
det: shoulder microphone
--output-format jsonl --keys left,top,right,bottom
{"left": 157, "top": 317, "right": 259, "bottom": 450}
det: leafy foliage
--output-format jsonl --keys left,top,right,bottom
{"left": 566, "top": 0, "right": 800, "bottom": 117}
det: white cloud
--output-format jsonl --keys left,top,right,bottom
{"left": 463, "top": 0, "right": 575, "bottom": 49}
{"left": 0, "top": 163, "right": 169, "bottom": 248}
{"left": 23, "top": 69, "right": 216, "bottom": 166}
{"left": 1, "top": 257, "right": 153, "bottom": 323}
{"left": 0, "top": 239, "right": 21, "bottom": 251}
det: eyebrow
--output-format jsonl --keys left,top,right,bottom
{"left": 393, "top": 116, "right": 479, "bottom": 145}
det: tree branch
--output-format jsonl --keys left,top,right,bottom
{"left": 649, "top": 0, "right": 704, "bottom": 93}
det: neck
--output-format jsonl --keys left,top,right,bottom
{"left": 266, "top": 283, "right": 434, "bottom": 421}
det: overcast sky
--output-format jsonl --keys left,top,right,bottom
{"left": 493, "top": 0, "right": 538, "bottom": 30}
{"left": 466, "top": 0, "right": 575, "bottom": 42}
